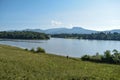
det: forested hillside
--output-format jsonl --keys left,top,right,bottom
{"left": 0, "top": 31, "right": 50, "bottom": 39}
{"left": 51, "top": 32, "right": 120, "bottom": 40}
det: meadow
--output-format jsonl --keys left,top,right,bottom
{"left": 0, "top": 44, "right": 120, "bottom": 80}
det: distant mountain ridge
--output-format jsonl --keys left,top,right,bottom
{"left": 24, "top": 27, "right": 120, "bottom": 34}
{"left": 105, "top": 29, "right": 120, "bottom": 33}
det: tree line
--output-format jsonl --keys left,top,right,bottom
{"left": 0, "top": 31, "right": 50, "bottom": 39}
{"left": 51, "top": 32, "right": 120, "bottom": 40}
{"left": 81, "top": 49, "right": 120, "bottom": 64}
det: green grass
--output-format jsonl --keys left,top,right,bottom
{"left": 0, "top": 44, "right": 120, "bottom": 80}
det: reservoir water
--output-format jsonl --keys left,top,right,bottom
{"left": 0, "top": 38, "right": 120, "bottom": 57}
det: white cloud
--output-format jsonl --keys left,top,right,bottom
{"left": 51, "top": 20, "right": 62, "bottom": 26}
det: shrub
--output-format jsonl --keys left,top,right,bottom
{"left": 112, "top": 49, "right": 120, "bottom": 64}
{"left": 81, "top": 50, "right": 120, "bottom": 64}
{"left": 104, "top": 50, "right": 113, "bottom": 63}
{"left": 36, "top": 47, "right": 46, "bottom": 53}
{"left": 24, "top": 48, "right": 28, "bottom": 51}
{"left": 90, "top": 55, "right": 102, "bottom": 62}
{"left": 30, "top": 48, "right": 35, "bottom": 53}
{"left": 81, "top": 55, "right": 90, "bottom": 61}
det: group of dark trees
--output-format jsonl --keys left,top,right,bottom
{"left": 51, "top": 32, "right": 120, "bottom": 40}
{"left": 0, "top": 31, "right": 50, "bottom": 40}
{"left": 81, "top": 49, "right": 120, "bottom": 64}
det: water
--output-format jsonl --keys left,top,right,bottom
{"left": 0, "top": 38, "right": 120, "bottom": 57}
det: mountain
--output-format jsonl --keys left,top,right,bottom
{"left": 108, "top": 29, "right": 120, "bottom": 33}
{"left": 45, "top": 27, "right": 98, "bottom": 34}
{"left": 24, "top": 29, "right": 44, "bottom": 33}
{"left": 44, "top": 28, "right": 68, "bottom": 34}
{"left": 24, "top": 27, "right": 120, "bottom": 34}
{"left": 25, "top": 27, "right": 98, "bottom": 34}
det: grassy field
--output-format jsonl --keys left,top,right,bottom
{"left": 0, "top": 44, "right": 120, "bottom": 80}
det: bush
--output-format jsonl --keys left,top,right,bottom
{"left": 103, "top": 50, "right": 113, "bottom": 63}
{"left": 81, "top": 55, "right": 90, "bottom": 61}
{"left": 81, "top": 50, "right": 120, "bottom": 64}
{"left": 36, "top": 47, "right": 46, "bottom": 53}
{"left": 90, "top": 55, "right": 102, "bottom": 62}
{"left": 112, "top": 49, "right": 120, "bottom": 64}
{"left": 29, "top": 47, "right": 46, "bottom": 53}
{"left": 24, "top": 48, "right": 28, "bottom": 51}
{"left": 30, "top": 48, "right": 35, "bottom": 53}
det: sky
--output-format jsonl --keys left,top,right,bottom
{"left": 0, "top": 0, "right": 120, "bottom": 31}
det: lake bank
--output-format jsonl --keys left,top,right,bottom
{"left": 0, "top": 44, "right": 120, "bottom": 80}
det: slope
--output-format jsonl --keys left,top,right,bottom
{"left": 0, "top": 45, "right": 120, "bottom": 80}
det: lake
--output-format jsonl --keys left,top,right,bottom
{"left": 0, "top": 38, "right": 120, "bottom": 57}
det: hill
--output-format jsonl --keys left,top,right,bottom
{"left": 24, "top": 27, "right": 120, "bottom": 34}
{"left": 25, "top": 27, "right": 98, "bottom": 34}
{"left": 44, "top": 27, "right": 97, "bottom": 34}
{"left": 106, "top": 29, "right": 120, "bottom": 33}
{"left": 0, "top": 44, "right": 120, "bottom": 80}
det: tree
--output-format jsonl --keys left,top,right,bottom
{"left": 103, "top": 50, "right": 113, "bottom": 63}
{"left": 112, "top": 49, "right": 120, "bottom": 64}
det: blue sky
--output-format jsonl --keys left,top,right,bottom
{"left": 0, "top": 0, "right": 120, "bottom": 31}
